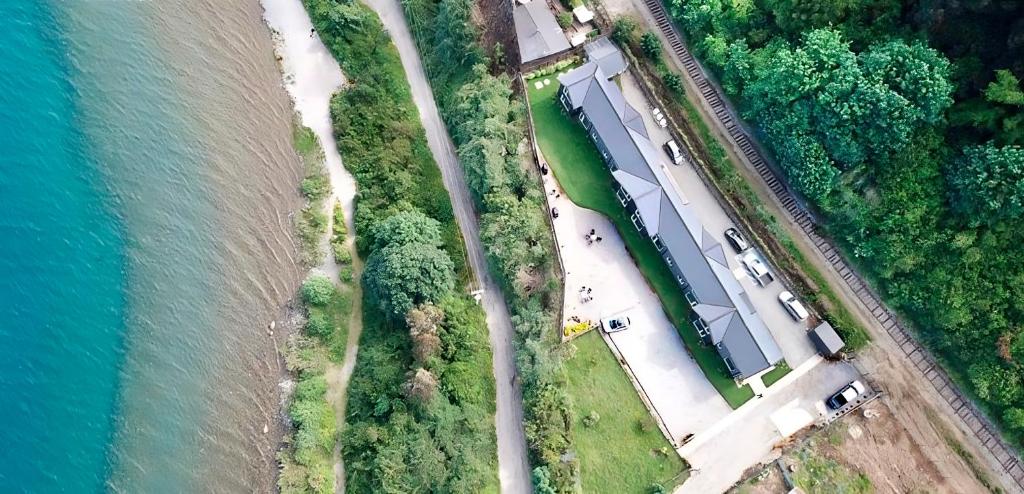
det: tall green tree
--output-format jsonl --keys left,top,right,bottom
{"left": 948, "top": 143, "right": 1024, "bottom": 224}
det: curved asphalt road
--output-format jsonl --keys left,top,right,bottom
{"left": 362, "top": 0, "right": 532, "bottom": 491}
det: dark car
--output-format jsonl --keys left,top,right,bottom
{"left": 724, "top": 227, "right": 749, "bottom": 253}
{"left": 826, "top": 380, "right": 866, "bottom": 410}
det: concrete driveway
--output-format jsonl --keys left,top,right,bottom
{"left": 538, "top": 145, "right": 732, "bottom": 447}
{"left": 619, "top": 72, "right": 819, "bottom": 373}
{"left": 677, "top": 357, "right": 861, "bottom": 493}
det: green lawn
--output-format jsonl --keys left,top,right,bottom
{"left": 566, "top": 332, "right": 687, "bottom": 493}
{"left": 528, "top": 81, "right": 754, "bottom": 407}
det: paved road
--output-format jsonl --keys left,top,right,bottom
{"left": 362, "top": 0, "right": 532, "bottom": 491}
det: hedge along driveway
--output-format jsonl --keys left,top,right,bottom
{"left": 527, "top": 79, "right": 754, "bottom": 408}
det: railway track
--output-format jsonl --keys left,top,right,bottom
{"left": 638, "top": 0, "right": 1024, "bottom": 487}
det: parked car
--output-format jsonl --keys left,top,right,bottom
{"left": 723, "top": 227, "right": 749, "bottom": 253}
{"left": 741, "top": 252, "right": 774, "bottom": 286}
{"left": 778, "top": 290, "right": 809, "bottom": 321}
{"left": 826, "top": 380, "right": 866, "bottom": 410}
{"left": 663, "top": 139, "right": 684, "bottom": 165}
{"left": 601, "top": 316, "right": 631, "bottom": 333}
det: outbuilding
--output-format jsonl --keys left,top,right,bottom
{"left": 809, "top": 321, "right": 845, "bottom": 358}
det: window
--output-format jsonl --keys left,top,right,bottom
{"left": 630, "top": 212, "right": 645, "bottom": 232}
{"left": 692, "top": 316, "right": 710, "bottom": 338}
{"left": 653, "top": 235, "right": 665, "bottom": 251}
{"left": 616, "top": 187, "right": 631, "bottom": 207}
{"left": 559, "top": 90, "right": 570, "bottom": 110}
{"left": 723, "top": 356, "right": 737, "bottom": 374}
{"left": 684, "top": 288, "right": 698, "bottom": 307}
{"left": 663, "top": 254, "right": 673, "bottom": 266}
{"left": 578, "top": 112, "right": 588, "bottom": 129}
{"left": 676, "top": 275, "right": 688, "bottom": 288}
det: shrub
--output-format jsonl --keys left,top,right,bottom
{"left": 664, "top": 72, "right": 683, "bottom": 93}
{"left": 305, "top": 312, "right": 332, "bottom": 339}
{"left": 640, "top": 32, "right": 661, "bottom": 60}
{"left": 612, "top": 16, "right": 639, "bottom": 45}
{"left": 302, "top": 275, "right": 336, "bottom": 306}
{"left": 301, "top": 175, "right": 330, "bottom": 201}
{"left": 582, "top": 410, "right": 601, "bottom": 427}
{"left": 557, "top": 12, "right": 573, "bottom": 29}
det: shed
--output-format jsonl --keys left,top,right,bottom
{"left": 514, "top": 0, "right": 572, "bottom": 63}
{"left": 573, "top": 4, "right": 594, "bottom": 23}
{"left": 810, "top": 321, "right": 845, "bottom": 358}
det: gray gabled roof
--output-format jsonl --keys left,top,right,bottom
{"left": 584, "top": 37, "right": 628, "bottom": 76}
{"left": 514, "top": 1, "right": 571, "bottom": 63}
{"left": 558, "top": 60, "right": 785, "bottom": 380}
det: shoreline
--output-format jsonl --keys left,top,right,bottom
{"left": 260, "top": 0, "right": 362, "bottom": 492}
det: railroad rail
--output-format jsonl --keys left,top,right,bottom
{"left": 638, "top": 0, "right": 1024, "bottom": 487}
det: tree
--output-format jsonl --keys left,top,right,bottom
{"left": 861, "top": 40, "right": 954, "bottom": 124}
{"left": 407, "top": 303, "right": 444, "bottom": 364}
{"left": 403, "top": 367, "right": 439, "bottom": 404}
{"left": 612, "top": 16, "right": 639, "bottom": 45}
{"left": 531, "top": 467, "right": 557, "bottom": 494}
{"left": 640, "top": 32, "right": 661, "bottom": 60}
{"left": 986, "top": 70, "right": 1024, "bottom": 107}
{"left": 1005, "top": 408, "right": 1024, "bottom": 430}
{"left": 302, "top": 275, "right": 336, "bottom": 306}
{"left": 370, "top": 209, "right": 444, "bottom": 252}
{"left": 969, "top": 361, "right": 1023, "bottom": 406}
{"left": 363, "top": 242, "right": 456, "bottom": 318}
{"left": 948, "top": 143, "right": 1024, "bottom": 224}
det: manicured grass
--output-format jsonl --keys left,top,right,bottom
{"left": 565, "top": 332, "right": 687, "bottom": 493}
{"left": 761, "top": 362, "right": 791, "bottom": 388}
{"left": 528, "top": 81, "right": 753, "bottom": 408}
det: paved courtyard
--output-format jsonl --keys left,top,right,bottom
{"left": 538, "top": 147, "right": 732, "bottom": 446}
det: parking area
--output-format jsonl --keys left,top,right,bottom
{"left": 540, "top": 166, "right": 733, "bottom": 445}
{"left": 619, "top": 72, "right": 819, "bottom": 374}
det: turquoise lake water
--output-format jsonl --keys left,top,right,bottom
{"left": 0, "top": 1, "right": 304, "bottom": 491}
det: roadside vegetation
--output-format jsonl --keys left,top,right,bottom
{"left": 293, "top": 124, "right": 329, "bottom": 267}
{"left": 278, "top": 125, "right": 355, "bottom": 494}
{"left": 666, "top": 0, "right": 1024, "bottom": 444}
{"left": 565, "top": 332, "right": 688, "bottom": 493}
{"left": 527, "top": 80, "right": 754, "bottom": 407}
{"left": 399, "top": 0, "right": 584, "bottom": 491}
{"left": 303, "top": 0, "right": 498, "bottom": 491}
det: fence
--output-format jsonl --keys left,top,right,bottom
{"left": 516, "top": 72, "right": 568, "bottom": 336}
{"left": 634, "top": 0, "right": 1024, "bottom": 487}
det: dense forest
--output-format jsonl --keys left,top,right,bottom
{"left": 666, "top": 0, "right": 1024, "bottom": 440}
{"left": 302, "top": 0, "right": 499, "bottom": 491}
{"left": 398, "top": 0, "right": 582, "bottom": 491}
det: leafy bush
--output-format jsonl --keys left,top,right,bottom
{"left": 302, "top": 275, "right": 336, "bottom": 306}
{"left": 663, "top": 72, "right": 683, "bottom": 93}
{"left": 305, "top": 312, "right": 332, "bottom": 339}
{"left": 640, "top": 32, "right": 661, "bottom": 60}
{"left": 612, "top": 16, "right": 639, "bottom": 45}
{"left": 557, "top": 11, "right": 573, "bottom": 29}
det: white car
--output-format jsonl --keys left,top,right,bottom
{"left": 778, "top": 290, "right": 809, "bottom": 321}
{"left": 601, "top": 316, "right": 631, "bottom": 333}
{"left": 827, "top": 380, "right": 866, "bottom": 410}
{"left": 740, "top": 252, "right": 774, "bottom": 286}
{"left": 663, "top": 139, "right": 684, "bottom": 165}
